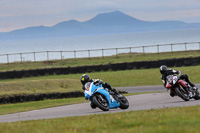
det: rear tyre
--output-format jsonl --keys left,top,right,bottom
{"left": 92, "top": 94, "right": 109, "bottom": 111}
{"left": 175, "top": 87, "right": 189, "bottom": 101}
{"left": 118, "top": 95, "right": 129, "bottom": 109}
{"left": 193, "top": 91, "right": 200, "bottom": 100}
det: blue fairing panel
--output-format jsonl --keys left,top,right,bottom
{"left": 95, "top": 88, "right": 120, "bottom": 108}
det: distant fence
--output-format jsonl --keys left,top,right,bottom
{"left": 0, "top": 41, "right": 200, "bottom": 63}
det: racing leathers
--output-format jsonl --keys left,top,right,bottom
{"left": 82, "top": 79, "right": 116, "bottom": 92}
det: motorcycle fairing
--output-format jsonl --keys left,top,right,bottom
{"left": 178, "top": 80, "right": 188, "bottom": 87}
{"left": 166, "top": 83, "right": 173, "bottom": 88}
{"left": 94, "top": 88, "right": 120, "bottom": 108}
{"left": 84, "top": 82, "right": 120, "bottom": 109}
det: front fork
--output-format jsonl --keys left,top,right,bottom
{"left": 98, "top": 94, "right": 106, "bottom": 102}
{"left": 178, "top": 84, "right": 189, "bottom": 93}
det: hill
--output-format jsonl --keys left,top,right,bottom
{"left": 1, "top": 11, "right": 200, "bottom": 40}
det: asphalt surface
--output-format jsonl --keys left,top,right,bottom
{"left": 0, "top": 84, "right": 200, "bottom": 123}
{"left": 116, "top": 85, "right": 166, "bottom": 93}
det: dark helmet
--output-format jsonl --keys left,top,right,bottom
{"left": 80, "top": 74, "right": 90, "bottom": 85}
{"left": 160, "top": 65, "right": 167, "bottom": 74}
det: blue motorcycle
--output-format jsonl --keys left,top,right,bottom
{"left": 84, "top": 82, "right": 129, "bottom": 111}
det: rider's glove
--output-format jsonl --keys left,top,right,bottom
{"left": 94, "top": 79, "right": 103, "bottom": 86}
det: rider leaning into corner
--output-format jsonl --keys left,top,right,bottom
{"left": 159, "top": 65, "right": 198, "bottom": 97}
{"left": 80, "top": 74, "right": 118, "bottom": 109}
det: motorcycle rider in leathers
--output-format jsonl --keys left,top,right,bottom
{"left": 160, "top": 65, "right": 197, "bottom": 97}
{"left": 80, "top": 74, "right": 118, "bottom": 109}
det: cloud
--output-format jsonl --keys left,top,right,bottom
{"left": 1, "top": 0, "right": 199, "bottom": 17}
{"left": 0, "top": 0, "right": 200, "bottom": 32}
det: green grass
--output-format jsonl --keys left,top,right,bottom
{"left": 0, "top": 65, "right": 199, "bottom": 97}
{"left": 0, "top": 50, "right": 200, "bottom": 72}
{"left": 0, "top": 78, "right": 81, "bottom": 96}
{"left": 1, "top": 105, "right": 200, "bottom": 133}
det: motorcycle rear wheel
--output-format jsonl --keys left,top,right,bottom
{"left": 193, "top": 91, "right": 200, "bottom": 100}
{"left": 118, "top": 95, "right": 129, "bottom": 109}
{"left": 175, "top": 87, "right": 189, "bottom": 101}
{"left": 92, "top": 94, "right": 109, "bottom": 111}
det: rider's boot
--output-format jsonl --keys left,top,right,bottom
{"left": 186, "top": 87, "right": 194, "bottom": 98}
{"left": 192, "top": 86, "right": 198, "bottom": 91}
{"left": 189, "top": 92, "right": 193, "bottom": 98}
{"left": 187, "top": 80, "right": 195, "bottom": 88}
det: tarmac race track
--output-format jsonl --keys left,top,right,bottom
{"left": 0, "top": 84, "right": 200, "bottom": 123}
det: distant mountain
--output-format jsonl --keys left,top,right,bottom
{"left": 1, "top": 11, "right": 200, "bottom": 40}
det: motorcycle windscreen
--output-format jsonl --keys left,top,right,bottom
{"left": 84, "top": 82, "right": 93, "bottom": 98}
{"left": 166, "top": 75, "right": 173, "bottom": 88}
{"left": 85, "top": 82, "right": 92, "bottom": 91}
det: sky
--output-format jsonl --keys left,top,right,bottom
{"left": 0, "top": 0, "right": 200, "bottom": 32}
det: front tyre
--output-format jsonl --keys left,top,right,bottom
{"left": 175, "top": 87, "right": 189, "bottom": 101}
{"left": 92, "top": 94, "right": 109, "bottom": 111}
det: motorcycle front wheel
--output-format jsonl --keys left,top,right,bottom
{"left": 175, "top": 86, "right": 189, "bottom": 101}
{"left": 92, "top": 94, "right": 109, "bottom": 111}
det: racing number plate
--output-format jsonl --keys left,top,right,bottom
{"left": 86, "top": 86, "right": 90, "bottom": 91}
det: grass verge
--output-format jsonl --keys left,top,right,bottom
{"left": 0, "top": 105, "right": 200, "bottom": 133}
{"left": 0, "top": 79, "right": 81, "bottom": 96}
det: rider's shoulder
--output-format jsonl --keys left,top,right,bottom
{"left": 168, "top": 69, "right": 176, "bottom": 72}
{"left": 93, "top": 79, "right": 100, "bottom": 81}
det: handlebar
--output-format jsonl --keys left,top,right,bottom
{"left": 177, "top": 72, "right": 181, "bottom": 79}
